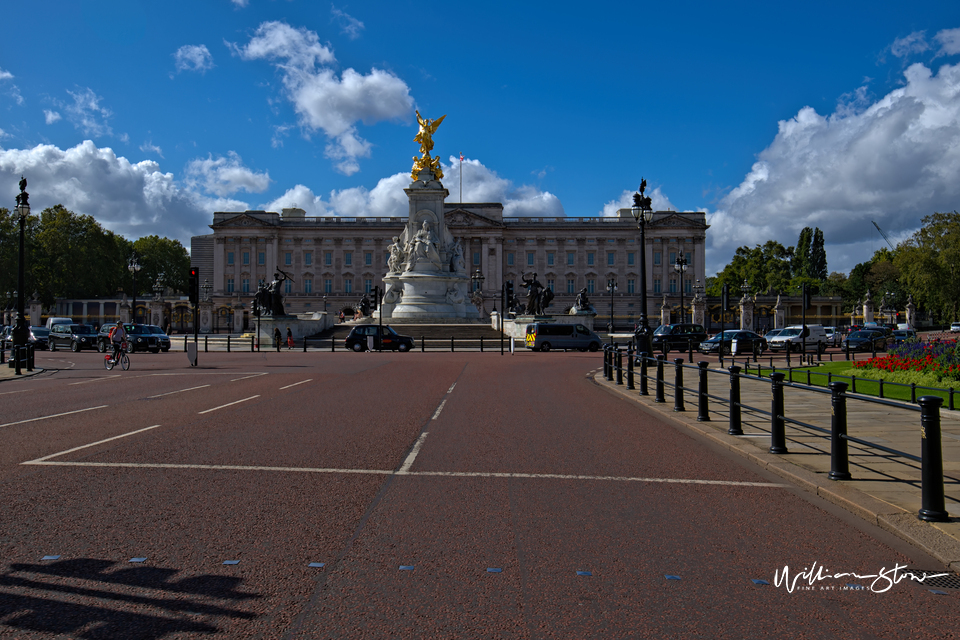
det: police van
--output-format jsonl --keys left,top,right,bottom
{"left": 524, "top": 322, "right": 602, "bottom": 352}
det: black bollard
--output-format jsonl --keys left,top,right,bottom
{"left": 251, "top": 336, "right": 255, "bottom": 352}
{"left": 769, "top": 372, "right": 788, "bottom": 454}
{"left": 655, "top": 354, "right": 665, "bottom": 403}
{"left": 918, "top": 396, "right": 949, "bottom": 522}
{"left": 697, "top": 361, "right": 710, "bottom": 422}
{"left": 728, "top": 365, "right": 742, "bottom": 435}
{"left": 27, "top": 344, "right": 34, "bottom": 371}
{"left": 421, "top": 336, "right": 425, "bottom": 353}
{"left": 227, "top": 335, "right": 231, "bottom": 352}
{"left": 303, "top": 337, "right": 307, "bottom": 352}
{"left": 603, "top": 345, "right": 610, "bottom": 380}
{"left": 626, "top": 346, "right": 635, "bottom": 390}
{"left": 615, "top": 348, "right": 623, "bottom": 386}
{"left": 204, "top": 336, "right": 208, "bottom": 353}
{"left": 14, "top": 346, "right": 21, "bottom": 376}
{"left": 673, "top": 358, "right": 685, "bottom": 412}
{"left": 451, "top": 336, "right": 455, "bottom": 352}
{"left": 480, "top": 336, "right": 484, "bottom": 352}
{"left": 828, "top": 382, "right": 851, "bottom": 481}
{"left": 688, "top": 337, "right": 694, "bottom": 363}
{"left": 639, "top": 352, "right": 649, "bottom": 396}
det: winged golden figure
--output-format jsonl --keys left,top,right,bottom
{"left": 414, "top": 110, "right": 446, "bottom": 157}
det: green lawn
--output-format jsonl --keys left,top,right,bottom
{"left": 740, "top": 360, "right": 958, "bottom": 408}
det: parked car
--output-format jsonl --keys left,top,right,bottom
{"left": 699, "top": 330, "right": 767, "bottom": 356}
{"left": 649, "top": 323, "right": 708, "bottom": 353}
{"left": 525, "top": 322, "right": 601, "bottom": 352}
{"left": 767, "top": 324, "right": 828, "bottom": 353}
{"left": 951, "top": 322, "right": 960, "bottom": 333}
{"left": 344, "top": 325, "right": 414, "bottom": 352}
{"left": 49, "top": 323, "right": 98, "bottom": 351}
{"left": 2, "top": 326, "right": 49, "bottom": 350}
{"left": 842, "top": 330, "right": 889, "bottom": 353}
{"left": 823, "top": 326, "right": 841, "bottom": 347}
{"left": 97, "top": 323, "right": 166, "bottom": 353}
{"left": 146, "top": 325, "right": 172, "bottom": 352}
{"left": 892, "top": 329, "right": 917, "bottom": 344}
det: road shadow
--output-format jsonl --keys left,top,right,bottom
{"left": 1, "top": 557, "right": 259, "bottom": 639}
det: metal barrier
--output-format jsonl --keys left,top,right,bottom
{"left": 615, "top": 352, "right": 952, "bottom": 523}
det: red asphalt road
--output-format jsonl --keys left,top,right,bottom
{"left": 0, "top": 348, "right": 957, "bottom": 639}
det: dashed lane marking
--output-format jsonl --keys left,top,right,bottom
{"left": 198, "top": 395, "right": 260, "bottom": 414}
{"left": 431, "top": 400, "right": 447, "bottom": 420}
{"left": 230, "top": 373, "right": 268, "bottom": 382}
{"left": 147, "top": 384, "right": 210, "bottom": 398}
{"left": 22, "top": 425, "right": 162, "bottom": 464}
{"left": 398, "top": 432, "right": 429, "bottom": 474}
{"left": 0, "top": 389, "right": 32, "bottom": 396}
{"left": 279, "top": 379, "right": 313, "bottom": 390}
{"left": 0, "top": 405, "right": 109, "bottom": 430}
{"left": 447, "top": 383, "right": 456, "bottom": 394}
{"left": 18, "top": 458, "right": 787, "bottom": 487}
{"left": 68, "top": 375, "right": 121, "bottom": 385}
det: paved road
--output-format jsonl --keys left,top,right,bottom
{"left": 0, "top": 349, "right": 957, "bottom": 638}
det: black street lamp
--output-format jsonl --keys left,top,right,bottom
{"left": 606, "top": 278, "right": 618, "bottom": 334}
{"left": 674, "top": 253, "right": 688, "bottom": 324}
{"left": 631, "top": 179, "right": 654, "bottom": 355}
{"left": 12, "top": 177, "right": 30, "bottom": 351}
{"left": 127, "top": 254, "right": 141, "bottom": 324}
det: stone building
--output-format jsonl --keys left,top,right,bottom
{"left": 190, "top": 204, "right": 709, "bottom": 333}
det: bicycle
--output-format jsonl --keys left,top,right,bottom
{"left": 104, "top": 341, "right": 130, "bottom": 371}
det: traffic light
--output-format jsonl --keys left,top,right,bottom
{"left": 188, "top": 267, "right": 199, "bottom": 305}
{"left": 370, "top": 285, "right": 380, "bottom": 311}
{"left": 504, "top": 281, "right": 514, "bottom": 308}
{"left": 802, "top": 283, "right": 811, "bottom": 310}
{"left": 721, "top": 283, "right": 729, "bottom": 311}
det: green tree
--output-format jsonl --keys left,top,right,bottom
{"left": 131, "top": 235, "right": 190, "bottom": 295}
{"left": 793, "top": 227, "right": 813, "bottom": 279}
{"left": 895, "top": 212, "right": 960, "bottom": 323}
{"left": 810, "top": 228, "right": 828, "bottom": 280}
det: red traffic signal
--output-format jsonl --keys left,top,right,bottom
{"left": 188, "top": 267, "right": 200, "bottom": 304}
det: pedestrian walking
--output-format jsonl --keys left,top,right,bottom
{"left": 339, "top": 310, "right": 344, "bottom": 323}
{"left": 274, "top": 327, "right": 281, "bottom": 352}
{"left": 286, "top": 327, "right": 294, "bottom": 349}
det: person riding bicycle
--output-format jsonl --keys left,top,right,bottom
{"left": 109, "top": 321, "right": 127, "bottom": 362}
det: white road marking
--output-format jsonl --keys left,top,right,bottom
{"left": 399, "top": 432, "right": 429, "bottom": 473}
{"left": 279, "top": 379, "right": 313, "bottom": 390}
{"left": 17, "top": 459, "right": 786, "bottom": 487}
{"left": 447, "top": 383, "right": 457, "bottom": 394}
{"left": 23, "top": 425, "right": 162, "bottom": 464}
{"left": 69, "top": 375, "right": 121, "bottom": 385}
{"left": 198, "top": 395, "right": 260, "bottom": 414}
{"left": 147, "top": 385, "right": 210, "bottom": 398}
{"left": 431, "top": 399, "right": 447, "bottom": 420}
{"left": 0, "top": 405, "right": 109, "bottom": 429}
{"left": 0, "top": 389, "right": 32, "bottom": 396}
{"left": 230, "top": 373, "right": 268, "bottom": 382}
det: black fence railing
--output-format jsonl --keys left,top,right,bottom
{"left": 601, "top": 345, "right": 953, "bottom": 523}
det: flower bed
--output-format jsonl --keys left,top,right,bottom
{"left": 852, "top": 338, "right": 960, "bottom": 385}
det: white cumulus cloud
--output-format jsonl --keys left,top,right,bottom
{"left": 263, "top": 156, "right": 564, "bottom": 219}
{"left": 174, "top": 44, "right": 214, "bottom": 74}
{"left": 707, "top": 60, "right": 960, "bottom": 276}
{"left": 184, "top": 151, "right": 270, "bottom": 197}
{"left": 935, "top": 28, "right": 960, "bottom": 57}
{"left": 331, "top": 6, "right": 364, "bottom": 40}
{"left": 890, "top": 31, "right": 930, "bottom": 58}
{"left": 43, "top": 109, "right": 61, "bottom": 124}
{"left": 231, "top": 21, "right": 413, "bottom": 175}
{"left": 0, "top": 68, "right": 12, "bottom": 81}
{"left": 0, "top": 141, "right": 247, "bottom": 243}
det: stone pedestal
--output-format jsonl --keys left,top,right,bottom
{"left": 28, "top": 298, "right": 43, "bottom": 327}
{"left": 863, "top": 299, "right": 875, "bottom": 324}
{"left": 233, "top": 305, "right": 247, "bottom": 333}
{"left": 381, "top": 168, "right": 478, "bottom": 320}
{"left": 692, "top": 296, "right": 706, "bottom": 326}
{"left": 739, "top": 296, "right": 754, "bottom": 330}
{"left": 199, "top": 301, "right": 214, "bottom": 334}
{"left": 148, "top": 300, "right": 166, "bottom": 327}
{"left": 119, "top": 295, "right": 132, "bottom": 323}
{"left": 660, "top": 297, "right": 671, "bottom": 326}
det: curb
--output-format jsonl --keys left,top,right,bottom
{"left": 592, "top": 369, "right": 960, "bottom": 573}
{"left": 0, "top": 367, "right": 44, "bottom": 382}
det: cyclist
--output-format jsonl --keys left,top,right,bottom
{"left": 109, "top": 320, "right": 127, "bottom": 363}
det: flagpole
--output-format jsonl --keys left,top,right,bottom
{"left": 459, "top": 152, "right": 462, "bottom": 203}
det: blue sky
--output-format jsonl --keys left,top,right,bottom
{"left": 2, "top": 1, "right": 960, "bottom": 277}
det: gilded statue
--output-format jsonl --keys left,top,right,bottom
{"left": 411, "top": 110, "right": 446, "bottom": 181}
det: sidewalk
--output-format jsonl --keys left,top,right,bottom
{"left": 595, "top": 365, "right": 960, "bottom": 573}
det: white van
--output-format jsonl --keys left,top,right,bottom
{"left": 767, "top": 324, "right": 829, "bottom": 353}
{"left": 45, "top": 317, "right": 73, "bottom": 330}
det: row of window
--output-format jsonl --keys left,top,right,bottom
{"left": 226, "top": 249, "right": 696, "bottom": 270}
{"left": 226, "top": 251, "right": 382, "bottom": 268}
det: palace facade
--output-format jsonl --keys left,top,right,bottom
{"left": 190, "top": 204, "right": 709, "bottom": 332}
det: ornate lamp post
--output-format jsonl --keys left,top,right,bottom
{"left": 631, "top": 180, "right": 654, "bottom": 355}
{"left": 674, "top": 253, "right": 688, "bottom": 324}
{"left": 127, "top": 254, "right": 141, "bottom": 324}
{"left": 12, "top": 177, "right": 30, "bottom": 350}
{"left": 606, "top": 278, "right": 618, "bottom": 333}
